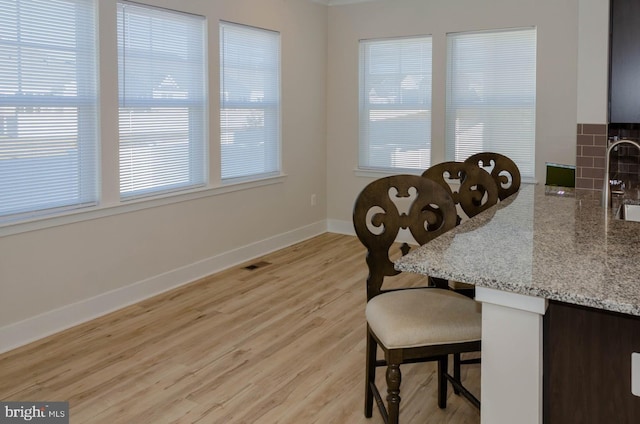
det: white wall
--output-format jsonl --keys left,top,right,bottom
{"left": 0, "top": 0, "right": 328, "bottom": 352}
{"left": 326, "top": 0, "right": 581, "bottom": 226}
{"left": 577, "top": 0, "right": 610, "bottom": 124}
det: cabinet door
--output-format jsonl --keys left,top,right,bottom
{"left": 610, "top": 0, "right": 640, "bottom": 123}
{"left": 544, "top": 301, "right": 640, "bottom": 423}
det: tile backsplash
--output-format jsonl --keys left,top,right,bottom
{"left": 576, "top": 123, "right": 607, "bottom": 191}
{"left": 577, "top": 123, "right": 640, "bottom": 192}
{"left": 607, "top": 126, "right": 640, "bottom": 191}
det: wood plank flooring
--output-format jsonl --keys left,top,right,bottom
{"left": 0, "top": 233, "right": 480, "bottom": 423}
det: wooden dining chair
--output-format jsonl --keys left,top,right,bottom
{"left": 353, "top": 175, "right": 482, "bottom": 424}
{"left": 421, "top": 160, "right": 499, "bottom": 300}
{"left": 464, "top": 152, "right": 521, "bottom": 201}
{"left": 422, "top": 160, "right": 500, "bottom": 222}
{"left": 422, "top": 155, "right": 520, "bottom": 390}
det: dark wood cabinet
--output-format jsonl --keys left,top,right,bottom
{"left": 543, "top": 300, "right": 640, "bottom": 423}
{"left": 610, "top": 0, "right": 640, "bottom": 123}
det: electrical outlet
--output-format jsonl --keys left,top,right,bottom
{"left": 311, "top": 194, "right": 317, "bottom": 206}
{"left": 633, "top": 353, "right": 640, "bottom": 397}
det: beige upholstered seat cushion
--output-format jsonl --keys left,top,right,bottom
{"left": 366, "top": 288, "right": 482, "bottom": 349}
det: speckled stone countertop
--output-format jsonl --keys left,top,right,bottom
{"left": 395, "top": 184, "right": 640, "bottom": 316}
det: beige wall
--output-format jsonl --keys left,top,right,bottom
{"left": 0, "top": 0, "right": 328, "bottom": 340}
{"left": 577, "top": 0, "right": 609, "bottom": 124}
{"left": 326, "top": 0, "right": 581, "bottom": 224}
{"left": 1, "top": 0, "right": 613, "bottom": 350}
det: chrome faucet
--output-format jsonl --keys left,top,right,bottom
{"left": 602, "top": 138, "right": 640, "bottom": 208}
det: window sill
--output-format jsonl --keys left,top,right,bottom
{"left": 355, "top": 167, "right": 537, "bottom": 185}
{"left": 354, "top": 167, "right": 423, "bottom": 178}
{"left": 0, "top": 174, "right": 287, "bottom": 237}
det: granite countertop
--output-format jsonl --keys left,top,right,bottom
{"left": 394, "top": 184, "right": 640, "bottom": 316}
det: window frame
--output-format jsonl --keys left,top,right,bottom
{"left": 117, "top": 0, "right": 209, "bottom": 200}
{"left": 358, "top": 35, "right": 434, "bottom": 174}
{"left": 445, "top": 27, "right": 537, "bottom": 181}
{"left": 219, "top": 20, "right": 282, "bottom": 184}
{"left": 0, "top": 2, "right": 287, "bottom": 235}
{"left": 0, "top": 0, "right": 99, "bottom": 224}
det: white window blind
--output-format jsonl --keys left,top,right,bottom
{"left": 359, "top": 36, "right": 432, "bottom": 172}
{"left": 446, "top": 27, "right": 537, "bottom": 179}
{"left": 118, "top": 1, "right": 207, "bottom": 199}
{"left": 220, "top": 21, "right": 281, "bottom": 182}
{"left": 0, "top": 0, "right": 98, "bottom": 222}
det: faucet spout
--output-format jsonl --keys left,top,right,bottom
{"left": 602, "top": 139, "right": 640, "bottom": 208}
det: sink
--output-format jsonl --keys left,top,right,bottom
{"left": 617, "top": 204, "right": 640, "bottom": 222}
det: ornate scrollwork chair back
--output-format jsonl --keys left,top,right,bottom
{"left": 422, "top": 160, "right": 503, "bottom": 299}
{"left": 464, "top": 152, "right": 521, "bottom": 201}
{"left": 353, "top": 175, "right": 458, "bottom": 300}
{"left": 353, "top": 174, "right": 481, "bottom": 424}
{"left": 422, "top": 161, "right": 499, "bottom": 222}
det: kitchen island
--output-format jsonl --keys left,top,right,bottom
{"left": 395, "top": 183, "right": 640, "bottom": 423}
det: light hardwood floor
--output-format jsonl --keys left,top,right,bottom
{"left": 0, "top": 233, "right": 480, "bottom": 423}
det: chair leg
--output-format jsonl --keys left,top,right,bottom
{"left": 437, "top": 355, "right": 448, "bottom": 409}
{"left": 453, "top": 353, "right": 461, "bottom": 395}
{"left": 364, "top": 329, "right": 377, "bottom": 418}
{"left": 386, "top": 362, "right": 402, "bottom": 424}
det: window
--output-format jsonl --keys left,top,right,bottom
{"left": 219, "top": 22, "right": 281, "bottom": 182}
{"left": 117, "top": 1, "right": 207, "bottom": 199}
{"left": 0, "top": 0, "right": 98, "bottom": 222}
{"left": 359, "top": 36, "right": 432, "bottom": 172}
{"left": 446, "top": 28, "right": 537, "bottom": 179}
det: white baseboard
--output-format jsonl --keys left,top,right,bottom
{"left": 0, "top": 221, "right": 327, "bottom": 355}
{"left": 327, "top": 219, "right": 354, "bottom": 235}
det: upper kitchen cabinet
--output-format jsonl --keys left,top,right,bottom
{"left": 610, "top": 0, "right": 640, "bottom": 125}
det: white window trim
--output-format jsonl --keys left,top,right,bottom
{"left": 445, "top": 26, "right": 537, "bottom": 180}
{"left": 0, "top": 1, "right": 292, "bottom": 235}
{"left": 358, "top": 35, "right": 434, "bottom": 173}
{"left": 0, "top": 0, "right": 99, "bottom": 223}
{"left": 219, "top": 20, "right": 282, "bottom": 182}
{"left": 354, "top": 168, "right": 423, "bottom": 178}
{"left": 117, "top": 0, "right": 208, "bottom": 199}
{"left": 0, "top": 174, "right": 287, "bottom": 237}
